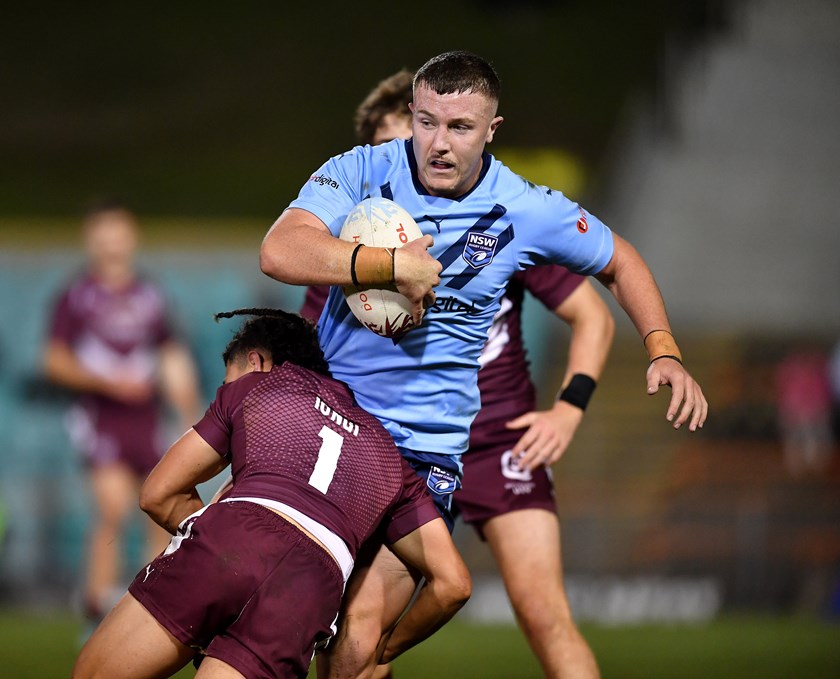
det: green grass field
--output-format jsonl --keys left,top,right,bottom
{"left": 5, "top": 609, "right": 838, "bottom": 678}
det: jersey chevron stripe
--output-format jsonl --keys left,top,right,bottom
{"left": 446, "top": 222, "right": 516, "bottom": 290}
{"left": 432, "top": 204, "right": 508, "bottom": 270}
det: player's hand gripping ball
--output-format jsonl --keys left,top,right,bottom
{"left": 340, "top": 197, "right": 424, "bottom": 338}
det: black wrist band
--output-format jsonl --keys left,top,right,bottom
{"left": 557, "top": 373, "right": 597, "bottom": 411}
{"left": 350, "top": 243, "right": 364, "bottom": 289}
{"left": 650, "top": 354, "right": 683, "bottom": 366}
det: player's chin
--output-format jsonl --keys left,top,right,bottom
{"left": 424, "top": 175, "right": 461, "bottom": 199}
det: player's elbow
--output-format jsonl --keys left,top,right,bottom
{"left": 138, "top": 479, "right": 166, "bottom": 522}
{"left": 259, "top": 241, "right": 286, "bottom": 281}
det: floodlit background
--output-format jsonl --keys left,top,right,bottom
{"left": 1, "top": 0, "right": 839, "bottom": 676}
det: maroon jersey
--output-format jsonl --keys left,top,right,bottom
{"left": 49, "top": 273, "right": 171, "bottom": 403}
{"left": 469, "top": 266, "right": 583, "bottom": 444}
{"left": 300, "top": 284, "right": 331, "bottom": 323}
{"left": 48, "top": 273, "right": 173, "bottom": 473}
{"left": 193, "top": 362, "right": 438, "bottom": 558}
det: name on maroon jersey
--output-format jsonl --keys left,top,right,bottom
{"left": 314, "top": 395, "right": 360, "bottom": 437}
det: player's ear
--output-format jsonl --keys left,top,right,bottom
{"left": 486, "top": 116, "right": 504, "bottom": 144}
{"left": 247, "top": 350, "right": 267, "bottom": 372}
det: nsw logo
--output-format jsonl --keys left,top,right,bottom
{"left": 426, "top": 465, "right": 460, "bottom": 496}
{"left": 462, "top": 231, "right": 498, "bottom": 269}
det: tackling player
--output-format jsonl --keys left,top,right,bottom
{"left": 71, "top": 309, "right": 470, "bottom": 679}
{"left": 260, "top": 51, "right": 708, "bottom": 678}
{"left": 301, "top": 69, "right": 610, "bottom": 678}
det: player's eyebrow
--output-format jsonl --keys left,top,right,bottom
{"left": 414, "top": 108, "right": 475, "bottom": 126}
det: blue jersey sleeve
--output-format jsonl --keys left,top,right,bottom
{"left": 518, "top": 182, "right": 614, "bottom": 276}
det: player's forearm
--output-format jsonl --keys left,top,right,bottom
{"left": 43, "top": 343, "right": 111, "bottom": 395}
{"left": 260, "top": 209, "right": 356, "bottom": 286}
{"left": 379, "top": 577, "right": 469, "bottom": 663}
{"left": 139, "top": 487, "right": 203, "bottom": 535}
{"left": 562, "top": 304, "right": 614, "bottom": 386}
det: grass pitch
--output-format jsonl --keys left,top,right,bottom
{"left": 4, "top": 609, "right": 838, "bottom": 678}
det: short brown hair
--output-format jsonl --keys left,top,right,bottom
{"left": 414, "top": 51, "right": 501, "bottom": 102}
{"left": 354, "top": 69, "right": 414, "bottom": 145}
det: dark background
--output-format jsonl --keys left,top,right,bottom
{"left": 1, "top": 1, "right": 726, "bottom": 217}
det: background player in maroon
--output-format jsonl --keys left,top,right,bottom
{"left": 456, "top": 267, "right": 612, "bottom": 679}
{"left": 302, "top": 70, "right": 613, "bottom": 679}
{"left": 42, "top": 203, "right": 200, "bottom": 624}
{"left": 72, "top": 309, "right": 469, "bottom": 679}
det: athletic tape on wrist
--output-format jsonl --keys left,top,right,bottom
{"left": 643, "top": 329, "right": 682, "bottom": 363}
{"left": 351, "top": 245, "right": 395, "bottom": 288}
{"left": 557, "top": 373, "right": 597, "bottom": 411}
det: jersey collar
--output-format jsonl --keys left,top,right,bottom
{"left": 404, "top": 139, "right": 492, "bottom": 202}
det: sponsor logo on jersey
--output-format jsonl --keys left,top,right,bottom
{"left": 500, "top": 450, "right": 532, "bottom": 481}
{"left": 426, "top": 295, "right": 481, "bottom": 316}
{"left": 577, "top": 207, "right": 589, "bottom": 233}
{"left": 314, "top": 395, "right": 360, "bottom": 436}
{"left": 310, "top": 174, "right": 340, "bottom": 189}
{"left": 462, "top": 231, "right": 498, "bottom": 269}
{"left": 427, "top": 465, "right": 460, "bottom": 496}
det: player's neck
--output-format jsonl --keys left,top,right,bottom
{"left": 92, "top": 263, "right": 135, "bottom": 291}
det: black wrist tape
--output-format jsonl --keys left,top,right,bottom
{"left": 557, "top": 373, "right": 597, "bottom": 411}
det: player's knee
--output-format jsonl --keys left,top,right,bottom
{"left": 442, "top": 564, "right": 472, "bottom": 611}
{"left": 512, "top": 587, "right": 572, "bottom": 628}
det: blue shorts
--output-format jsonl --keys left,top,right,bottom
{"left": 399, "top": 448, "right": 462, "bottom": 533}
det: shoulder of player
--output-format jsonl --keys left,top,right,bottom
{"left": 484, "top": 156, "right": 577, "bottom": 209}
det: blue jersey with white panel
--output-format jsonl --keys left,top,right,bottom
{"left": 288, "top": 138, "right": 613, "bottom": 464}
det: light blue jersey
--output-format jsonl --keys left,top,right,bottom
{"left": 289, "top": 139, "right": 614, "bottom": 465}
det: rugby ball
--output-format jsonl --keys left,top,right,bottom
{"left": 339, "top": 197, "right": 424, "bottom": 338}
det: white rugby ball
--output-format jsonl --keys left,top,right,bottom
{"left": 339, "top": 197, "right": 424, "bottom": 338}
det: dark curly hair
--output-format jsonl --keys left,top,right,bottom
{"left": 214, "top": 308, "right": 330, "bottom": 376}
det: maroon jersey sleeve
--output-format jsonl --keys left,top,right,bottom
{"left": 520, "top": 265, "right": 584, "bottom": 311}
{"left": 48, "top": 285, "right": 80, "bottom": 345}
{"left": 381, "top": 459, "right": 440, "bottom": 545}
{"left": 193, "top": 382, "right": 243, "bottom": 460}
{"left": 300, "top": 285, "right": 330, "bottom": 322}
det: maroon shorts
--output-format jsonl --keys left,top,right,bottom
{"left": 128, "top": 501, "right": 344, "bottom": 679}
{"left": 454, "top": 425, "right": 556, "bottom": 540}
{"left": 67, "top": 402, "right": 164, "bottom": 477}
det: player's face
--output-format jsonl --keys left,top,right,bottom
{"left": 84, "top": 212, "right": 139, "bottom": 272}
{"left": 372, "top": 112, "right": 412, "bottom": 145}
{"left": 410, "top": 84, "right": 503, "bottom": 198}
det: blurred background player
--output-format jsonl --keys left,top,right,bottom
{"left": 302, "top": 69, "right": 613, "bottom": 678}
{"left": 72, "top": 309, "right": 470, "bottom": 679}
{"left": 42, "top": 202, "right": 200, "bottom": 627}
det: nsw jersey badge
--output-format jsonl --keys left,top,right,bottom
{"left": 463, "top": 231, "right": 498, "bottom": 269}
{"left": 427, "top": 465, "right": 461, "bottom": 496}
